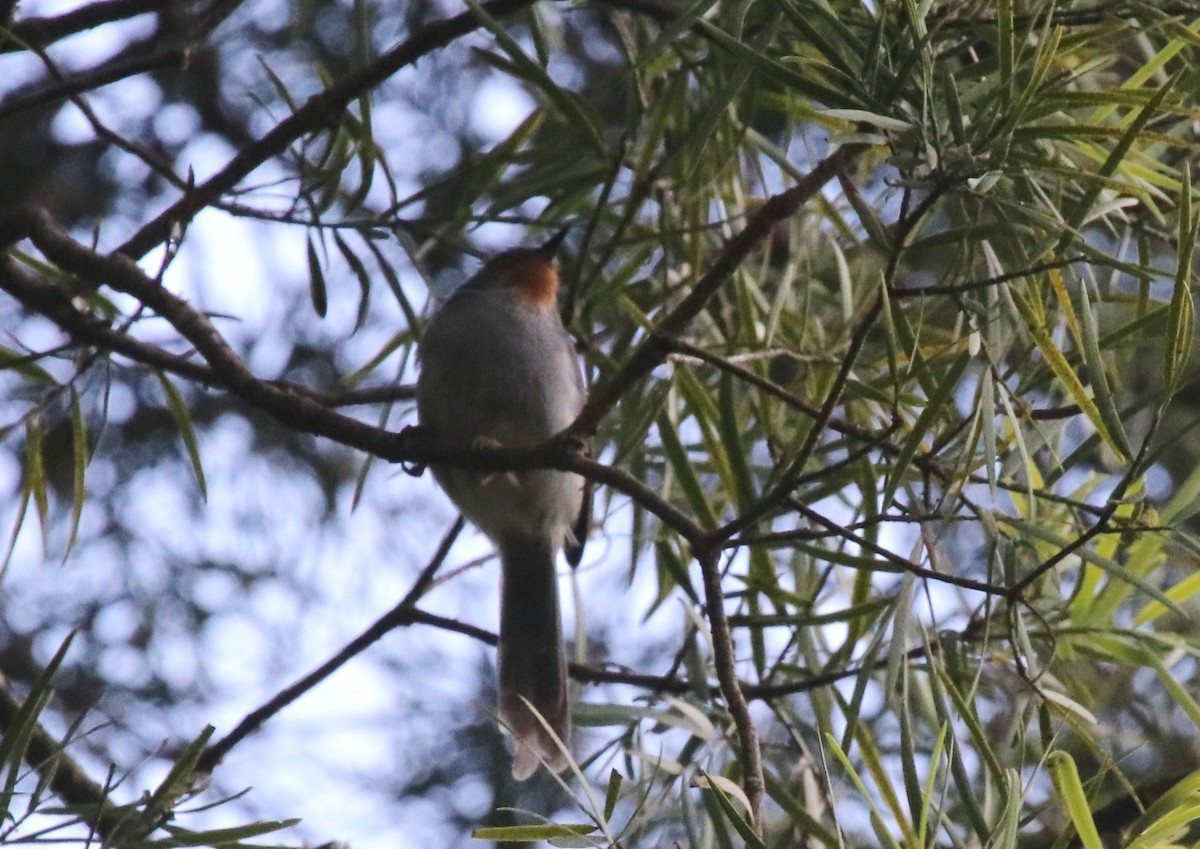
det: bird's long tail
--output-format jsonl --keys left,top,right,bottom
{"left": 498, "top": 534, "right": 569, "bottom": 780}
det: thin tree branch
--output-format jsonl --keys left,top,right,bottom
{"left": 0, "top": 255, "right": 416, "bottom": 404}
{"left": 0, "top": 45, "right": 188, "bottom": 121}
{"left": 787, "top": 499, "right": 1010, "bottom": 597}
{"left": 117, "top": 0, "right": 541, "bottom": 260}
{"left": 696, "top": 544, "right": 763, "bottom": 830}
{"left": 571, "top": 143, "right": 868, "bottom": 436}
{"left": 2, "top": 0, "right": 168, "bottom": 52}
{"left": 198, "top": 516, "right": 466, "bottom": 772}
{"left": 0, "top": 674, "right": 124, "bottom": 835}
{"left": 4, "top": 214, "right": 701, "bottom": 543}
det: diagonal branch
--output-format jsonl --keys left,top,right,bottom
{"left": 571, "top": 143, "right": 868, "bottom": 436}
{"left": 116, "top": 0, "right": 540, "bottom": 260}
{"left": 2, "top": 0, "right": 169, "bottom": 52}
{"left": 0, "top": 209, "right": 701, "bottom": 540}
{"left": 198, "top": 516, "right": 466, "bottom": 772}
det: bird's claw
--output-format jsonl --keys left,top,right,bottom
{"left": 398, "top": 425, "right": 428, "bottom": 477}
{"left": 472, "top": 436, "right": 521, "bottom": 486}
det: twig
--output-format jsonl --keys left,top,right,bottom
{"left": 571, "top": 143, "right": 868, "bottom": 436}
{"left": 0, "top": 674, "right": 129, "bottom": 839}
{"left": 0, "top": 254, "right": 415, "bottom": 404}
{"left": 2, "top": 0, "right": 168, "bottom": 52}
{"left": 198, "top": 516, "right": 465, "bottom": 771}
{"left": 0, "top": 44, "right": 188, "bottom": 121}
{"left": 117, "top": 0, "right": 541, "bottom": 260}
{"left": 787, "top": 499, "right": 1010, "bottom": 597}
{"left": 696, "top": 544, "right": 763, "bottom": 831}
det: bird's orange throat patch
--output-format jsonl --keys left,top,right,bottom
{"left": 505, "top": 258, "right": 560, "bottom": 306}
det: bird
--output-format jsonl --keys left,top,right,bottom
{"left": 415, "top": 228, "right": 588, "bottom": 780}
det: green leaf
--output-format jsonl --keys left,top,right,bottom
{"left": 144, "top": 819, "right": 301, "bottom": 848}
{"left": 333, "top": 231, "right": 372, "bottom": 332}
{"left": 0, "top": 487, "right": 31, "bottom": 584}
{"left": 882, "top": 351, "right": 969, "bottom": 510}
{"left": 462, "top": 0, "right": 606, "bottom": 152}
{"left": 1059, "top": 72, "right": 1181, "bottom": 252}
{"left": 64, "top": 388, "right": 88, "bottom": 561}
{"left": 306, "top": 234, "right": 328, "bottom": 318}
{"left": 0, "top": 346, "right": 57, "bottom": 383}
{"left": 471, "top": 823, "right": 598, "bottom": 842}
{"left": 1047, "top": 751, "right": 1103, "bottom": 849}
{"left": 156, "top": 372, "right": 207, "bottom": 500}
{"left": 1165, "top": 164, "right": 1197, "bottom": 391}
{"left": 697, "top": 773, "right": 766, "bottom": 849}
{"left": 656, "top": 411, "right": 717, "bottom": 530}
{"left": 603, "top": 768, "right": 622, "bottom": 821}
{"left": 1009, "top": 278, "right": 1128, "bottom": 462}
{"left": 23, "top": 417, "right": 48, "bottom": 541}
{"left": 143, "top": 725, "right": 215, "bottom": 821}
{"left": 1076, "top": 279, "right": 1131, "bottom": 459}
{"left": 0, "top": 631, "right": 74, "bottom": 819}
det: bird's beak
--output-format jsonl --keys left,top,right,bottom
{"left": 538, "top": 225, "right": 571, "bottom": 257}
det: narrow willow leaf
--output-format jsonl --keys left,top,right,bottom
{"left": 763, "top": 769, "right": 841, "bottom": 847}
{"left": 656, "top": 412, "right": 717, "bottom": 529}
{"left": 1060, "top": 72, "right": 1180, "bottom": 252}
{"left": 883, "top": 352, "right": 969, "bottom": 510}
{"left": 1077, "top": 281, "right": 1132, "bottom": 459}
{"left": 1135, "top": 571, "right": 1200, "bottom": 625}
{"left": 0, "top": 346, "right": 57, "bottom": 383}
{"left": 1127, "top": 769, "right": 1200, "bottom": 843}
{"left": 24, "top": 418, "right": 48, "bottom": 539}
{"left": 156, "top": 372, "right": 207, "bottom": 500}
{"left": 342, "top": 329, "right": 414, "bottom": 385}
{"left": 307, "top": 235, "right": 328, "bottom": 318}
{"left": 0, "top": 631, "right": 74, "bottom": 818}
{"left": 998, "top": 769, "right": 1022, "bottom": 849}
{"left": 1010, "top": 519, "right": 1183, "bottom": 617}
{"left": 256, "top": 56, "right": 298, "bottom": 113}
{"left": 822, "top": 109, "right": 910, "bottom": 133}
{"left": 1128, "top": 802, "right": 1200, "bottom": 849}
{"left": 996, "top": 0, "right": 1014, "bottom": 94}
{"left": 333, "top": 231, "right": 373, "bottom": 332}
{"left": 144, "top": 726, "right": 216, "bottom": 821}
{"left": 853, "top": 724, "right": 921, "bottom": 848}
{"left": 463, "top": 0, "right": 606, "bottom": 151}
{"left": 0, "top": 488, "right": 30, "bottom": 583}
{"left": 697, "top": 773, "right": 767, "bottom": 849}
{"left": 603, "top": 769, "right": 622, "bottom": 821}
{"left": 363, "top": 236, "right": 420, "bottom": 336}
{"left": 1153, "top": 660, "right": 1200, "bottom": 731}
{"left": 472, "top": 824, "right": 597, "bottom": 842}
{"left": 1009, "top": 280, "right": 1127, "bottom": 462}
{"left": 1086, "top": 18, "right": 1200, "bottom": 125}
{"left": 65, "top": 388, "right": 88, "bottom": 560}
{"left": 918, "top": 722, "right": 950, "bottom": 846}
{"left": 143, "top": 819, "right": 301, "bottom": 848}
{"left": 693, "top": 18, "right": 854, "bottom": 108}
{"left": 1165, "top": 165, "right": 1197, "bottom": 390}
{"left": 1156, "top": 450, "right": 1200, "bottom": 522}
{"left": 1047, "top": 751, "right": 1103, "bottom": 849}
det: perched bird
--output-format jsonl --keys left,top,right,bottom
{"left": 416, "top": 229, "right": 587, "bottom": 780}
